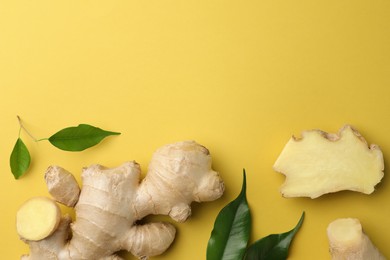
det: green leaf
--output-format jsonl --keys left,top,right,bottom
{"left": 244, "top": 212, "right": 305, "bottom": 260}
{"left": 48, "top": 124, "right": 120, "bottom": 151}
{"left": 10, "top": 138, "right": 31, "bottom": 179}
{"left": 207, "top": 170, "right": 251, "bottom": 260}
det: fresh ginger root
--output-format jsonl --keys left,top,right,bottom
{"left": 17, "top": 141, "right": 224, "bottom": 260}
{"left": 327, "top": 218, "right": 385, "bottom": 260}
{"left": 273, "top": 125, "right": 384, "bottom": 198}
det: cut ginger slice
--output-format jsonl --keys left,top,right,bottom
{"left": 16, "top": 197, "right": 61, "bottom": 241}
{"left": 273, "top": 125, "right": 384, "bottom": 198}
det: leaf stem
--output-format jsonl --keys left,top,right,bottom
{"left": 17, "top": 116, "right": 45, "bottom": 142}
{"left": 18, "top": 122, "right": 22, "bottom": 138}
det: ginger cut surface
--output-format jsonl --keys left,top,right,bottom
{"left": 327, "top": 218, "right": 385, "bottom": 260}
{"left": 273, "top": 125, "right": 384, "bottom": 198}
{"left": 16, "top": 197, "right": 61, "bottom": 241}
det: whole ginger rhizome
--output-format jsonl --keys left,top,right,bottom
{"left": 17, "top": 141, "right": 224, "bottom": 260}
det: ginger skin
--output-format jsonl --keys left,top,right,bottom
{"left": 18, "top": 141, "right": 224, "bottom": 260}
{"left": 327, "top": 218, "right": 385, "bottom": 260}
{"left": 45, "top": 166, "right": 80, "bottom": 207}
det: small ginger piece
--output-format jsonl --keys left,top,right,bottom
{"left": 273, "top": 125, "right": 384, "bottom": 198}
{"left": 45, "top": 165, "right": 80, "bottom": 207}
{"left": 327, "top": 218, "right": 385, "bottom": 260}
{"left": 16, "top": 197, "right": 61, "bottom": 241}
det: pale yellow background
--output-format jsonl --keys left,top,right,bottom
{"left": 1, "top": 1, "right": 390, "bottom": 259}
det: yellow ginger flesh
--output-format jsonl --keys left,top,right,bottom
{"left": 327, "top": 218, "right": 385, "bottom": 260}
{"left": 16, "top": 197, "right": 61, "bottom": 241}
{"left": 273, "top": 125, "right": 384, "bottom": 198}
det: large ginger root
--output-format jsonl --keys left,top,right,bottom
{"left": 17, "top": 140, "right": 224, "bottom": 260}
{"left": 327, "top": 218, "right": 385, "bottom": 260}
{"left": 273, "top": 125, "right": 384, "bottom": 198}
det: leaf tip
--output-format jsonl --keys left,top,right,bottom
{"left": 298, "top": 211, "right": 305, "bottom": 226}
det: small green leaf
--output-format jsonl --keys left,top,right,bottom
{"left": 48, "top": 124, "right": 120, "bottom": 151}
{"left": 10, "top": 138, "right": 31, "bottom": 179}
{"left": 207, "top": 170, "right": 251, "bottom": 260}
{"left": 244, "top": 212, "right": 305, "bottom": 260}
